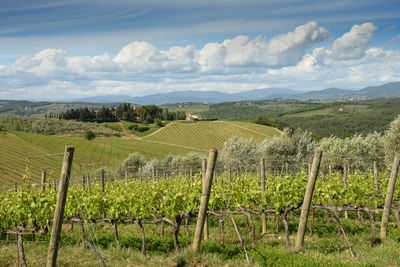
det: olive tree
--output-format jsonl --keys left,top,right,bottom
{"left": 260, "top": 128, "right": 315, "bottom": 172}
{"left": 220, "top": 135, "right": 259, "bottom": 174}
{"left": 384, "top": 115, "right": 400, "bottom": 165}
{"left": 118, "top": 152, "right": 146, "bottom": 178}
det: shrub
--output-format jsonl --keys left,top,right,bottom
{"left": 128, "top": 124, "right": 138, "bottom": 131}
{"left": 137, "top": 126, "right": 150, "bottom": 132}
{"left": 84, "top": 130, "right": 96, "bottom": 141}
{"left": 155, "top": 118, "right": 164, "bottom": 127}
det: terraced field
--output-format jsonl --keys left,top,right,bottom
{"left": 0, "top": 121, "right": 280, "bottom": 186}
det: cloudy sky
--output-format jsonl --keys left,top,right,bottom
{"left": 0, "top": 0, "right": 400, "bottom": 100}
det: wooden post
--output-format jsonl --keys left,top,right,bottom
{"left": 260, "top": 158, "right": 267, "bottom": 235}
{"left": 17, "top": 231, "right": 27, "bottom": 267}
{"left": 41, "top": 169, "right": 47, "bottom": 192}
{"left": 82, "top": 175, "right": 85, "bottom": 188}
{"left": 202, "top": 158, "right": 206, "bottom": 180}
{"left": 100, "top": 169, "right": 105, "bottom": 193}
{"left": 125, "top": 171, "right": 128, "bottom": 184}
{"left": 203, "top": 214, "right": 209, "bottom": 241}
{"left": 380, "top": 152, "right": 400, "bottom": 238}
{"left": 373, "top": 161, "right": 379, "bottom": 191}
{"left": 193, "top": 148, "right": 218, "bottom": 253}
{"left": 152, "top": 166, "right": 155, "bottom": 181}
{"left": 294, "top": 150, "right": 322, "bottom": 252}
{"left": 87, "top": 174, "right": 91, "bottom": 191}
{"left": 46, "top": 146, "right": 75, "bottom": 267}
{"left": 343, "top": 162, "right": 348, "bottom": 219}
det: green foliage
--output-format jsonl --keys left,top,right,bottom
{"left": 220, "top": 136, "right": 259, "bottom": 172}
{"left": 128, "top": 124, "right": 138, "bottom": 131}
{"left": 254, "top": 115, "right": 291, "bottom": 131}
{"left": 155, "top": 118, "right": 164, "bottom": 127}
{"left": 259, "top": 128, "right": 316, "bottom": 171}
{"left": 137, "top": 126, "right": 150, "bottom": 132}
{"left": 118, "top": 152, "right": 146, "bottom": 177}
{"left": 84, "top": 130, "right": 96, "bottom": 141}
{"left": 384, "top": 114, "right": 400, "bottom": 164}
{"left": 0, "top": 116, "right": 117, "bottom": 135}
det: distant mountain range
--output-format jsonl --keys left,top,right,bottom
{"left": 74, "top": 81, "right": 400, "bottom": 105}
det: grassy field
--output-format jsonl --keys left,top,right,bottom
{"left": 0, "top": 121, "right": 279, "bottom": 186}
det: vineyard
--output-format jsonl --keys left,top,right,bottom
{"left": 1, "top": 146, "right": 400, "bottom": 266}
{"left": 0, "top": 121, "right": 280, "bottom": 186}
{"left": 143, "top": 121, "right": 280, "bottom": 150}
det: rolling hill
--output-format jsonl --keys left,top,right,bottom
{"left": 0, "top": 121, "right": 280, "bottom": 186}
{"left": 72, "top": 81, "right": 400, "bottom": 104}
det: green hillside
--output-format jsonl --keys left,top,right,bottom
{"left": 0, "top": 121, "right": 280, "bottom": 186}
{"left": 143, "top": 121, "right": 280, "bottom": 150}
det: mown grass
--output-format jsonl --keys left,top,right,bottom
{"left": 1, "top": 212, "right": 400, "bottom": 266}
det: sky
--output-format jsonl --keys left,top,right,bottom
{"left": 0, "top": 0, "right": 400, "bottom": 100}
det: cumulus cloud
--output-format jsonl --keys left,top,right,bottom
{"left": 199, "top": 21, "right": 331, "bottom": 72}
{"left": 0, "top": 21, "right": 399, "bottom": 100}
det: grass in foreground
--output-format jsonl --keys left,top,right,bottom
{"left": 1, "top": 213, "right": 400, "bottom": 266}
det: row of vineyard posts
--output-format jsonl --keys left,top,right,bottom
{"left": 3, "top": 146, "right": 400, "bottom": 266}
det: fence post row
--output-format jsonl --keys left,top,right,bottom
{"left": 46, "top": 146, "right": 75, "bottom": 267}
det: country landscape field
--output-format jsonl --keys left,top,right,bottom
{"left": 2, "top": 1, "right": 400, "bottom": 266}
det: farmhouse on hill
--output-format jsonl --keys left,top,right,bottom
{"left": 186, "top": 112, "right": 203, "bottom": 121}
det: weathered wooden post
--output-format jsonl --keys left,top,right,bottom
{"left": 17, "top": 230, "right": 27, "bottom": 267}
{"left": 100, "top": 169, "right": 105, "bottom": 193}
{"left": 295, "top": 150, "right": 322, "bottom": 252}
{"left": 125, "top": 171, "right": 129, "bottom": 184}
{"left": 343, "top": 162, "right": 348, "bottom": 219}
{"left": 41, "top": 168, "right": 47, "bottom": 192}
{"left": 46, "top": 146, "right": 75, "bottom": 267}
{"left": 82, "top": 175, "right": 85, "bottom": 188}
{"left": 202, "top": 158, "right": 206, "bottom": 180}
{"left": 380, "top": 153, "right": 400, "bottom": 238}
{"left": 87, "top": 174, "right": 91, "bottom": 191}
{"left": 373, "top": 161, "right": 379, "bottom": 191}
{"left": 260, "top": 158, "right": 267, "bottom": 235}
{"left": 193, "top": 148, "right": 218, "bottom": 253}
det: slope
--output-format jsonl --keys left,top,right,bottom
{"left": 0, "top": 121, "right": 280, "bottom": 186}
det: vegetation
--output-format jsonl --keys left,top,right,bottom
{"left": 0, "top": 120, "right": 279, "bottom": 185}
{"left": 143, "top": 121, "right": 280, "bottom": 151}
{"left": 60, "top": 103, "right": 186, "bottom": 123}
{"left": 2, "top": 170, "right": 400, "bottom": 266}
{"left": 198, "top": 98, "right": 400, "bottom": 138}
{"left": 84, "top": 130, "right": 96, "bottom": 141}
{"left": 0, "top": 116, "right": 117, "bottom": 136}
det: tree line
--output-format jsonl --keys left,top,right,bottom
{"left": 59, "top": 103, "right": 186, "bottom": 123}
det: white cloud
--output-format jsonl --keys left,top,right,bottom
{"left": 199, "top": 21, "right": 331, "bottom": 72}
{"left": 0, "top": 21, "right": 399, "bottom": 100}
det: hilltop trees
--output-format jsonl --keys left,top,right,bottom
{"left": 60, "top": 103, "right": 185, "bottom": 123}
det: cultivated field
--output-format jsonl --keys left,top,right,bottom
{"left": 0, "top": 121, "right": 279, "bottom": 186}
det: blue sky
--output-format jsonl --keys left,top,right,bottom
{"left": 0, "top": 0, "right": 399, "bottom": 100}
